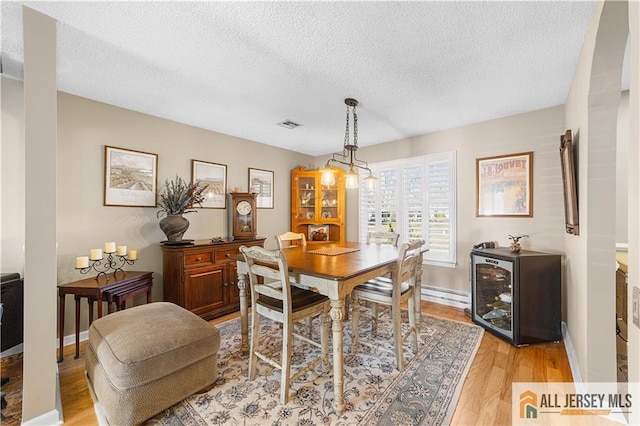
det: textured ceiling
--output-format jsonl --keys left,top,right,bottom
{"left": 1, "top": 1, "right": 607, "bottom": 156}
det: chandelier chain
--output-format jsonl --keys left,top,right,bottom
{"left": 353, "top": 103, "right": 358, "bottom": 148}
{"left": 344, "top": 104, "right": 350, "bottom": 147}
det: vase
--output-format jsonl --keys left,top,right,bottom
{"left": 159, "top": 214, "right": 190, "bottom": 242}
{"left": 510, "top": 242, "right": 521, "bottom": 253}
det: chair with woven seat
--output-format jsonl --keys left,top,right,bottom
{"left": 275, "top": 231, "right": 307, "bottom": 249}
{"left": 350, "top": 239, "right": 424, "bottom": 371}
{"left": 239, "top": 245, "right": 330, "bottom": 404}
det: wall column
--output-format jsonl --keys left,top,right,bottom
{"left": 22, "top": 6, "right": 60, "bottom": 424}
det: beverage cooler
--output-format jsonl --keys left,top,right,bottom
{"left": 470, "top": 248, "right": 561, "bottom": 346}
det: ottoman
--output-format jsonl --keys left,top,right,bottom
{"left": 86, "top": 302, "right": 220, "bottom": 425}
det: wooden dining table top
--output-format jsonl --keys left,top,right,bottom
{"left": 230, "top": 241, "right": 403, "bottom": 280}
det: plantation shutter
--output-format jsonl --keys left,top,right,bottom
{"left": 359, "top": 151, "right": 457, "bottom": 267}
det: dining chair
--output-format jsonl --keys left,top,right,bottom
{"left": 350, "top": 239, "right": 424, "bottom": 371}
{"left": 366, "top": 231, "right": 400, "bottom": 247}
{"left": 362, "top": 230, "right": 400, "bottom": 328}
{"left": 275, "top": 231, "right": 307, "bottom": 249}
{"left": 275, "top": 231, "right": 313, "bottom": 336}
{"left": 239, "top": 245, "right": 330, "bottom": 404}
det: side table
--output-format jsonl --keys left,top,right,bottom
{"left": 57, "top": 271, "right": 153, "bottom": 362}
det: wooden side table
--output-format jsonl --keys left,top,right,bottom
{"left": 57, "top": 271, "right": 153, "bottom": 362}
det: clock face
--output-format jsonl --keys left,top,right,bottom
{"left": 236, "top": 200, "right": 252, "bottom": 215}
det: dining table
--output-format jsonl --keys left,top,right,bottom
{"left": 231, "top": 241, "right": 425, "bottom": 415}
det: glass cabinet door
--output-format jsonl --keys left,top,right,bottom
{"left": 320, "top": 185, "right": 339, "bottom": 221}
{"left": 296, "top": 176, "right": 316, "bottom": 220}
{"left": 472, "top": 255, "right": 513, "bottom": 339}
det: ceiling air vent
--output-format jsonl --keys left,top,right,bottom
{"left": 277, "top": 120, "right": 301, "bottom": 129}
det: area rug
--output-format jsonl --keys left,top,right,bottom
{"left": 144, "top": 307, "right": 483, "bottom": 426}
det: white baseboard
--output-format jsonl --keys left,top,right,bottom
{"left": 1, "top": 343, "right": 24, "bottom": 357}
{"left": 561, "top": 321, "right": 583, "bottom": 383}
{"left": 421, "top": 285, "right": 470, "bottom": 310}
{"left": 21, "top": 408, "right": 62, "bottom": 425}
{"left": 63, "top": 330, "right": 89, "bottom": 347}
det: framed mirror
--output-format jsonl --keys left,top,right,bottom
{"left": 560, "top": 130, "right": 579, "bottom": 235}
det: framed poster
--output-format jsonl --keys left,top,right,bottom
{"left": 248, "top": 168, "right": 274, "bottom": 209}
{"left": 560, "top": 130, "right": 579, "bottom": 235}
{"left": 104, "top": 146, "right": 158, "bottom": 207}
{"left": 476, "top": 151, "right": 533, "bottom": 217}
{"left": 192, "top": 160, "right": 227, "bottom": 209}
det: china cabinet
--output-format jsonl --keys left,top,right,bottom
{"left": 471, "top": 247, "right": 561, "bottom": 345}
{"left": 291, "top": 166, "right": 345, "bottom": 243}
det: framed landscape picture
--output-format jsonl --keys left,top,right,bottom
{"left": 476, "top": 151, "right": 533, "bottom": 217}
{"left": 249, "top": 168, "right": 274, "bottom": 209}
{"left": 192, "top": 160, "right": 227, "bottom": 209}
{"left": 104, "top": 146, "right": 158, "bottom": 207}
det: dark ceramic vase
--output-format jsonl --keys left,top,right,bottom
{"left": 159, "top": 214, "right": 189, "bottom": 242}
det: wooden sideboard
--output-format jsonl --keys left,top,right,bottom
{"left": 161, "top": 238, "right": 265, "bottom": 320}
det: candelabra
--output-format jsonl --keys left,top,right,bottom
{"left": 76, "top": 245, "right": 137, "bottom": 281}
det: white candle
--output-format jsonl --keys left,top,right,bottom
{"left": 116, "top": 245, "right": 127, "bottom": 256}
{"left": 128, "top": 249, "right": 138, "bottom": 261}
{"left": 90, "top": 248, "right": 103, "bottom": 260}
{"left": 104, "top": 241, "right": 116, "bottom": 253}
{"left": 76, "top": 256, "right": 89, "bottom": 268}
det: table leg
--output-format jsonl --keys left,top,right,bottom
{"left": 97, "top": 296, "right": 103, "bottom": 318}
{"left": 57, "top": 294, "right": 65, "bottom": 363}
{"left": 237, "top": 271, "right": 249, "bottom": 355}
{"left": 88, "top": 299, "right": 94, "bottom": 326}
{"left": 330, "top": 298, "right": 346, "bottom": 415}
{"left": 74, "top": 295, "right": 81, "bottom": 359}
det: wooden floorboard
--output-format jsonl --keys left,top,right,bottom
{"left": 40, "top": 302, "right": 574, "bottom": 425}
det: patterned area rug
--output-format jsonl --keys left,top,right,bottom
{"left": 146, "top": 308, "right": 483, "bottom": 426}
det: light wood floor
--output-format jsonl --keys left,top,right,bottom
{"left": 53, "top": 301, "right": 573, "bottom": 425}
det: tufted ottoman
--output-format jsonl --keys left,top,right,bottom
{"left": 86, "top": 302, "right": 220, "bottom": 425}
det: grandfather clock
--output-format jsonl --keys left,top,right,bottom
{"left": 229, "top": 192, "right": 257, "bottom": 240}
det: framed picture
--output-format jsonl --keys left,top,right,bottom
{"left": 476, "top": 151, "right": 533, "bottom": 217}
{"left": 248, "top": 168, "right": 274, "bottom": 209}
{"left": 192, "top": 160, "right": 227, "bottom": 209}
{"left": 560, "top": 130, "right": 579, "bottom": 235}
{"left": 308, "top": 224, "right": 329, "bottom": 241}
{"left": 104, "top": 146, "right": 158, "bottom": 207}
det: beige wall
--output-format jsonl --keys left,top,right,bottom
{"left": 321, "top": 105, "right": 567, "bottom": 295}
{"left": 616, "top": 90, "right": 629, "bottom": 243}
{"left": 21, "top": 7, "right": 59, "bottom": 423}
{"left": 55, "top": 93, "right": 314, "bottom": 334}
{"left": 5, "top": 78, "right": 568, "bottom": 332}
{"left": 2, "top": 79, "right": 314, "bottom": 338}
{"left": 564, "top": 0, "right": 639, "bottom": 400}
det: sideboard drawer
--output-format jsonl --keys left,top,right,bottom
{"left": 216, "top": 248, "right": 239, "bottom": 262}
{"left": 184, "top": 252, "right": 214, "bottom": 267}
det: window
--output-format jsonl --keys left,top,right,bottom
{"left": 359, "top": 151, "right": 457, "bottom": 267}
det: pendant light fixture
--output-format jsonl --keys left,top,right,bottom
{"left": 321, "top": 98, "right": 377, "bottom": 190}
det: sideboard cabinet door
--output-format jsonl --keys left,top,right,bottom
{"left": 162, "top": 238, "right": 265, "bottom": 320}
